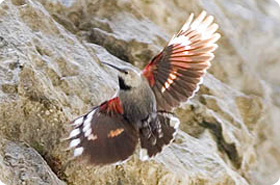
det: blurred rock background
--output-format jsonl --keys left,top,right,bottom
{"left": 0, "top": 0, "right": 280, "bottom": 184}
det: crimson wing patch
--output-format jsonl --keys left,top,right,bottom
{"left": 142, "top": 11, "right": 220, "bottom": 111}
{"left": 67, "top": 100, "right": 138, "bottom": 165}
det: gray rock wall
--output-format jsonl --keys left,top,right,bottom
{"left": 0, "top": 0, "right": 279, "bottom": 185}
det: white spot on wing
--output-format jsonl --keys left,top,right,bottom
{"left": 88, "top": 134, "right": 98, "bottom": 141}
{"left": 87, "top": 109, "right": 96, "bottom": 120}
{"left": 69, "top": 128, "right": 80, "bottom": 138}
{"left": 161, "top": 87, "right": 166, "bottom": 93}
{"left": 84, "top": 128, "right": 92, "bottom": 138}
{"left": 82, "top": 120, "right": 91, "bottom": 133}
{"left": 73, "top": 117, "right": 83, "bottom": 127}
{"left": 74, "top": 147, "right": 84, "bottom": 157}
{"left": 169, "top": 73, "right": 177, "bottom": 80}
{"left": 164, "top": 82, "right": 170, "bottom": 89}
{"left": 82, "top": 110, "right": 95, "bottom": 133}
{"left": 139, "top": 148, "right": 149, "bottom": 161}
{"left": 161, "top": 80, "right": 172, "bottom": 93}
{"left": 69, "top": 138, "right": 80, "bottom": 148}
{"left": 82, "top": 112, "right": 93, "bottom": 133}
{"left": 170, "top": 116, "right": 180, "bottom": 130}
{"left": 167, "top": 78, "right": 173, "bottom": 84}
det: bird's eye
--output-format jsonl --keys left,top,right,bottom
{"left": 124, "top": 71, "right": 128, "bottom": 75}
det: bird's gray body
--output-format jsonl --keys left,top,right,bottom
{"left": 118, "top": 76, "right": 157, "bottom": 128}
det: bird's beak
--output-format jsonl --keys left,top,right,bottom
{"left": 102, "top": 62, "right": 127, "bottom": 74}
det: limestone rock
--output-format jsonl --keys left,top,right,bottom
{"left": 0, "top": 137, "right": 66, "bottom": 185}
{"left": 0, "top": 0, "right": 280, "bottom": 185}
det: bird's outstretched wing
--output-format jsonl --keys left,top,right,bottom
{"left": 67, "top": 97, "right": 138, "bottom": 165}
{"left": 142, "top": 11, "right": 220, "bottom": 111}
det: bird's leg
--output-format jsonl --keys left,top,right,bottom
{"left": 151, "top": 112, "right": 163, "bottom": 138}
{"left": 140, "top": 112, "right": 166, "bottom": 145}
{"left": 139, "top": 115, "right": 152, "bottom": 138}
{"left": 140, "top": 113, "right": 159, "bottom": 145}
{"left": 155, "top": 118, "right": 163, "bottom": 138}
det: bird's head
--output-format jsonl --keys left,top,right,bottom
{"left": 102, "top": 62, "right": 142, "bottom": 90}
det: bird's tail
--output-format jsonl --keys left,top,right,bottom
{"left": 139, "top": 111, "right": 180, "bottom": 160}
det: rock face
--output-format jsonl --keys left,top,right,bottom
{"left": 0, "top": 0, "right": 280, "bottom": 185}
{"left": 0, "top": 137, "right": 66, "bottom": 185}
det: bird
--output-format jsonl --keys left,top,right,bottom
{"left": 66, "top": 11, "right": 221, "bottom": 165}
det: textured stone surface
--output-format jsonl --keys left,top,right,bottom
{"left": 0, "top": 137, "right": 66, "bottom": 185}
{"left": 0, "top": 0, "right": 280, "bottom": 185}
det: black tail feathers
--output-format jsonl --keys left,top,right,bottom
{"left": 139, "top": 111, "right": 180, "bottom": 160}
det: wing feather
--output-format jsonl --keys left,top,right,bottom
{"left": 142, "top": 11, "right": 220, "bottom": 111}
{"left": 67, "top": 98, "right": 138, "bottom": 165}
